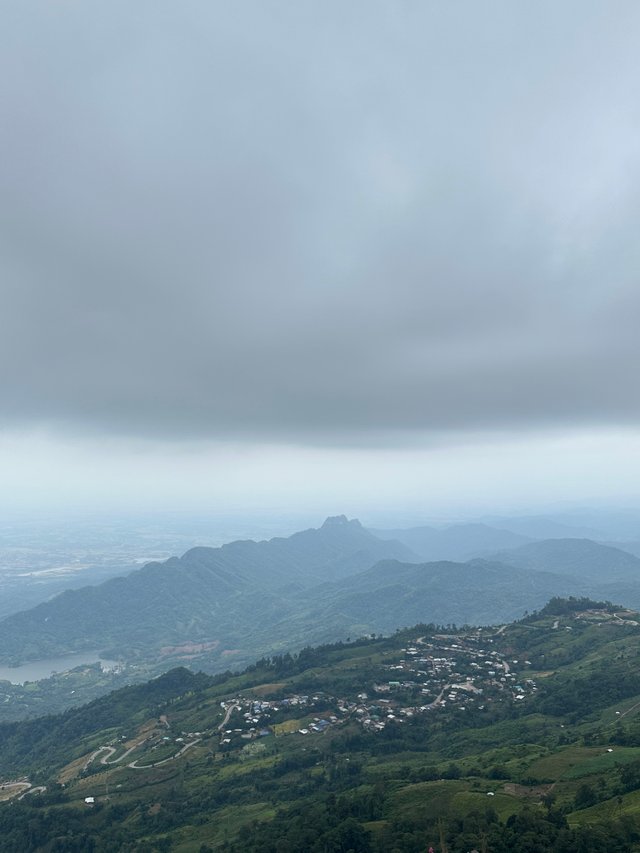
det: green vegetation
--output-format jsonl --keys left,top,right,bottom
{"left": 0, "top": 517, "right": 415, "bottom": 671}
{"left": 531, "top": 596, "right": 617, "bottom": 617}
{"left": 3, "top": 523, "right": 636, "bottom": 689}
{"left": 0, "top": 662, "right": 136, "bottom": 723}
{"left": 3, "top": 602, "right": 640, "bottom": 849}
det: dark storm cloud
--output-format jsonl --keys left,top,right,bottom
{"left": 2, "top": 1, "right": 640, "bottom": 443}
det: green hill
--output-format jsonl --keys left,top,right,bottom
{"left": 305, "top": 557, "right": 584, "bottom": 631}
{"left": 0, "top": 517, "right": 416, "bottom": 666}
{"left": 490, "top": 538, "right": 640, "bottom": 583}
{"left": 0, "top": 521, "right": 589, "bottom": 684}
{"left": 3, "top": 599, "right": 640, "bottom": 850}
{"left": 6, "top": 523, "right": 640, "bottom": 729}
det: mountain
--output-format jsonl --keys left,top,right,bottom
{"left": 502, "top": 508, "right": 640, "bottom": 541}
{"left": 490, "top": 538, "right": 640, "bottom": 584}
{"left": 371, "top": 522, "right": 532, "bottom": 561}
{"left": 602, "top": 540, "right": 640, "bottom": 559}
{"left": 481, "top": 514, "right": 606, "bottom": 540}
{"left": 160, "top": 514, "right": 417, "bottom": 591}
{"left": 2, "top": 600, "right": 640, "bottom": 852}
{"left": 189, "top": 553, "right": 590, "bottom": 661}
{"left": 0, "top": 543, "right": 583, "bottom": 678}
{"left": 0, "top": 553, "right": 594, "bottom": 722}
{"left": 301, "top": 557, "right": 588, "bottom": 633}
{"left": 7, "top": 521, "right": 640, "bottom": 723}
{"left": 0, "top": 517, "right": 416, "bottom": 666}
{"left": 0, "top": 525, "right": 613, "bottom": 709}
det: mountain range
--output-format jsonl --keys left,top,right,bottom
{"left": 0, "top": 516, "right": 414, "bottom": 666}
{"left": 371, "top": 522, "right": 532, "bottom": 561}
{"left": 3, "top": 517, "right": 640, "bottom": 685}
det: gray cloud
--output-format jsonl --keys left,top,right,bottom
{"left": 2, "top": 1, "right": 640, "bottom": 444}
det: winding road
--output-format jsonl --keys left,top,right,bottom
{"left": 82, "top": 703, "right": 240, "bottom": 774}
{"left": 128, "top": 738, "right": 201, "bottom": 769}
{"left": 0, "top": 781, "right": 47, "bottom": 802}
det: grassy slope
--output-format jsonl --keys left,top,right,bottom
{"left": 4, "top": 605, "right": 640, "bottom": 850}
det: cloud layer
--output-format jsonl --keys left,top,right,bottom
{"left": 2, "top": 2, "right": 640, "bottom": 444}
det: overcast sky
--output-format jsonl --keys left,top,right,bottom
{"left": 2, "top": 1, "right": 640, "bottom": 518}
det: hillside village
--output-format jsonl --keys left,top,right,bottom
{"left": 163, "top": 629, "right": 540, "bottom": 756}
{"left": 4, "top": 604, "right": 640, "bottom": 852}
{"left": 3, "top": 605, "right": 637, "bottom": 800}
{"left": 1, "top": 627, "right": 542, "bottom": 795}
{"left": 6, "top": 605, "right": 637, "bottom": 798}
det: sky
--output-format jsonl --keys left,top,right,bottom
{"left": 2, "top": 1, "right": 640, "bottom": 520}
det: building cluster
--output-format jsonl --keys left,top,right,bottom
{"left": 218, "top": 694, "right": 328, "bottom": 744}
{"left": 375, "top": 633, "right": 537, "bottom": 708}
{"left": 215, "top": 631, "right": 538, "bottom": 744}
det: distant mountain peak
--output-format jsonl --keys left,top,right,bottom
{"left": 321, "top": 515, "right": 360, "bottom": 528}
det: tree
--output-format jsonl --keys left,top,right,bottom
{"left": 574, "top": 782, "right": 597, "bottom": 809}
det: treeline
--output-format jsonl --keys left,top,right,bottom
{"left": 524, "top": 596, "right": 616, "bottom": 620}
{"left": 220, "top": 794, "right": 638, "bottom": 853}
{"left": 1, "top": 784, "right": 636, "bottom": 853}
{"left": 247, "top": 634, "right": 397, "bottom": 677}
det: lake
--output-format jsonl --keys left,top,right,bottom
{"left": 0, "top": 651, "right": 118, "bottom": 685}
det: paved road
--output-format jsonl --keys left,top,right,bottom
{"left": 18, "top": 785, "right": 46, "bottom": 800}
{"left": 0, "top": 781, "right": 47, "bottom": 802}
{"left": 84, "top": 746, "right": 112, "bottom": 771}
{"left": 128, "top": 738, "right": 201, "bottom": 769}
{"left": 218, "top": 703, "right": 239, "bottom": 734}
{"left": 81, "top": 708, "right": 242, "bottom": 775}
{"left": 85, "top": 743, "right": 141, "bottom": 769}
{"left": 426, "top": 683, "right": 451, "bottom": 709}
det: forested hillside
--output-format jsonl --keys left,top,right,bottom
{"left": 3, "top": 599, "right": 640, "bottom": 851}
{"left": 0, "top": 517, "right": 415, "bottom": 666}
